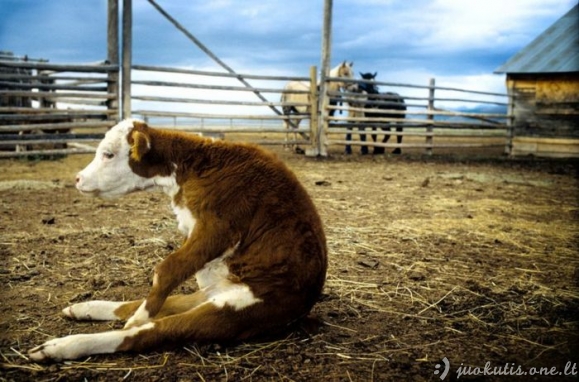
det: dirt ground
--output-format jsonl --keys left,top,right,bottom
{"left": 0, "top": 144, "right": 578, "bottom": 381}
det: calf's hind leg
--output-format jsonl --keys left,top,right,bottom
{"left": 29, "top": 289, "right": 266, "bottom": 361}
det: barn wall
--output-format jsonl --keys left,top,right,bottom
{"left": 507, "top": 73, "right": 579, "bottom": 157}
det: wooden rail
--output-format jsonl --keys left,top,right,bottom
{"left": 2, "top": 58, "right": 512, "bottom": 157}
{"left": 1, "top": 58, "right": 119, "bottom": 157}
{"left": 323, "top": 76, "right": 511, "bottom": 154}
{"left": 130, "top": 65, "right": 317, "bottom": 149}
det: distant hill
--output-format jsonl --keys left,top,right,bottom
{"left": 435, "top": 104, "right": 508, "bottom": 123}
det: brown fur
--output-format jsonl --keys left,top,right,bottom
{"left": 118, "top": 122, "right": 327, "bottom": 350}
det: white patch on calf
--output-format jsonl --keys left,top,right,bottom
{"left": 195, "top": 243, "right": 262, "bottom": 311}
{"left": 124, "top": 301, "right": 151, "bottom": 329}
{"left": 173, "top": 203, "right": 196, "bottom": 237}
{"left": 152, "top": 172, "right": 196, "bottom": 237}
{"left": 195, "top": 246, "right": 236, "bottom": 289}
{"left": 28, "top": 322, "right": 155, "bottom": 361}
{"left": 152, "top": 168, "right": 179, "bottom": 196}
{"left": 205, "top": 281, "right": 263, "bottom": 311}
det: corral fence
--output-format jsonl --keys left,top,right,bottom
{"left": 0, "top": 52, "right": 119, "bottom": 158}
{"left": 130, "top": 67, "right": 512, "bottom": 156}
{"left": 0, "top": 0, "right": 513, "bottom": 159}
{"left": 1, "top": 54, "right": 512, "bottom": 158}
{"left": 129, "top": 64, "right": 316, "bottom": 149}
{"left": 0, "top": 54, "right": 319, "bottom": 157}
{"left": 324, "top": 76, "right": 511, "bottom": 155}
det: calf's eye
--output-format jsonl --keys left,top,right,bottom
{"left": 103, "top": 152, "right": 115, "bottom": 160}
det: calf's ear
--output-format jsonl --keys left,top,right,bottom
{"left": 129, "top": 128, "right": 151, "bottom": 162}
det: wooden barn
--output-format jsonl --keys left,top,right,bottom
{"left": 495, "top": 4, "right": 579, "bottom": 158}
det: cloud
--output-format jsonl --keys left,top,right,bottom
{"left": 418, "top": 0, "right": 574, "bottom": 51}
{"left": 331, "top": 0, "right": 576, "bottom": 78}
{"left": 1, "top": 0, "right": 576, "bottom": 112}
{"left": 0, "top": 0, "right": 107, "bottom": 62}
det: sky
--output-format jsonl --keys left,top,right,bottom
{"left": 0, "top": 0, "right": 576, "bottom": 114}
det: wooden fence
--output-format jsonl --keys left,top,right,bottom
{"left": 0, "top": 54, "right": 119, "bottom": 158}
{"left": 323, "top": 77, "right": 511, "bottom": 154}
{"left": 129, "top": 64, "right": 315, "bottom": 149}
{"left": 1, "top": 57, "right": 512, "bottom": 158}
{"left": 129, "top": 65, "right": 511, "bottom": 155}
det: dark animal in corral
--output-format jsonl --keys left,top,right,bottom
{"left": 28, "top": 119, "right": 327, "bottom": 361}
{"left": 345, "top": 72, "right": 406, "bottom": 155}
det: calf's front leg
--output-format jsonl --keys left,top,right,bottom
{"left": 124, "top": 220, "right": 234, "bottom": 328}
{"left": 62, "top": 300, "right": 137, "bottom": 321}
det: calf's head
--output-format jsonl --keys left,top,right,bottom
{"left": 76, "top": 119, "right": 155, "bottom": 199}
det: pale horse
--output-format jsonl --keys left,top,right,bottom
{"left": 280, "top": 61, "right": 355, "bottom": 153}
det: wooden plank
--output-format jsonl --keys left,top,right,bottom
{"left": 331, "top": 104, "right": 509, "bottom": 119}
{"left": 0, "top": 113, "right": 112, "bottom": 120}
{"left": 0, "top": 74, "right": 109, "bottom": 82}
{"left": 327, "top": 128, "right": 506, "bottom": 137}
{"left": 47, "top": 99, "right": 111, "bottom": 107}
{"left": 328, "top": 140, "right": 505, "bottom": 149}
{"left": 0, "top": 107, "right": 116, "bottom": 115}
{"left": 0, "top": 61, "right": 118, "bottom": 73}
{"left": 147, "top": 124, "right": 310, "bottom": 134}
{"left": 0, "top": 147, "right": 96, "bottom": 158}
{"left": 0, "top": 138, "right": 102, "bottom": 145}
{"left": 328, "top": 116, "right": 506, "bottom": 129}
{"left": 133, "top": 110, "right": 306, "bottom": 120}
{"left": 536, "top": 77, "right": 579, "bottom": 103}
{"left": 514, "top": 136, "right": 579, "bottom": 145}
{"left": 328, "top": 129, "right": 433, "bottom": 137}
{"left": 512, "top": 137, "right": 579, "bottom": 158}
{"left": 132, "top": 65, "right": 309, "bottom": 82}
{"left": 339, "top": 90, "right": 508, "bottom": 106}
{"left": 336, "top": 77, "right": 510, "bottom": 97}
{"left": 132, "top": 95, "right": 305, "bottom": 107}
{"left": 0, "top": 133, "right": 104, "bottom": 141}
{"left": 0, "top": 121, "right": 114, "bottom": 132}
{"left": 131, "top": 80, "right": 300, "bottom": 94}
{"left": 0, "top": 81, "right": 107, "bottom": 92}
{"left": 0, "top": 91, "right": 116, "bottom": 100}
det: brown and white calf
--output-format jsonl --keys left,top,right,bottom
{"left": 28, "top": 119, "right": 327, "bottom": 361}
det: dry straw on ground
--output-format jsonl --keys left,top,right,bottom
{"left": 1, "top": 148, "right": 578, "bottom": 381}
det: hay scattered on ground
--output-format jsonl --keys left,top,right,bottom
{"left": 1, "top": 151, "right": 578, "bottom": 381}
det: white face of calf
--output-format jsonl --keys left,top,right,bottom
{"left": 76, "top": 119, "right": 155, "bottom": 199}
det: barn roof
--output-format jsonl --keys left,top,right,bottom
{"left": 495, "top": 4, "right": 579, "bottom": 74}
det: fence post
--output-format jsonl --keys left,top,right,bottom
{"left": 426, "top": 78, "right": 435, "bottom": 155}
{"left": 37, "top": 71, "right": 52, "bottom": 109}
{"left": 315, "top": 0, "right": 332, "bottom": 157}
{"left": 505, "top": 80, "right": 515, "bottom": 156}
{"left": 121, "top": 0, "right": 132, "bottom": 119}
{"left": 107, "top": 0, "right": 119, "bottom": 122}
{"left": 308, "top": 66, "right": 319, "bottom": 156}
